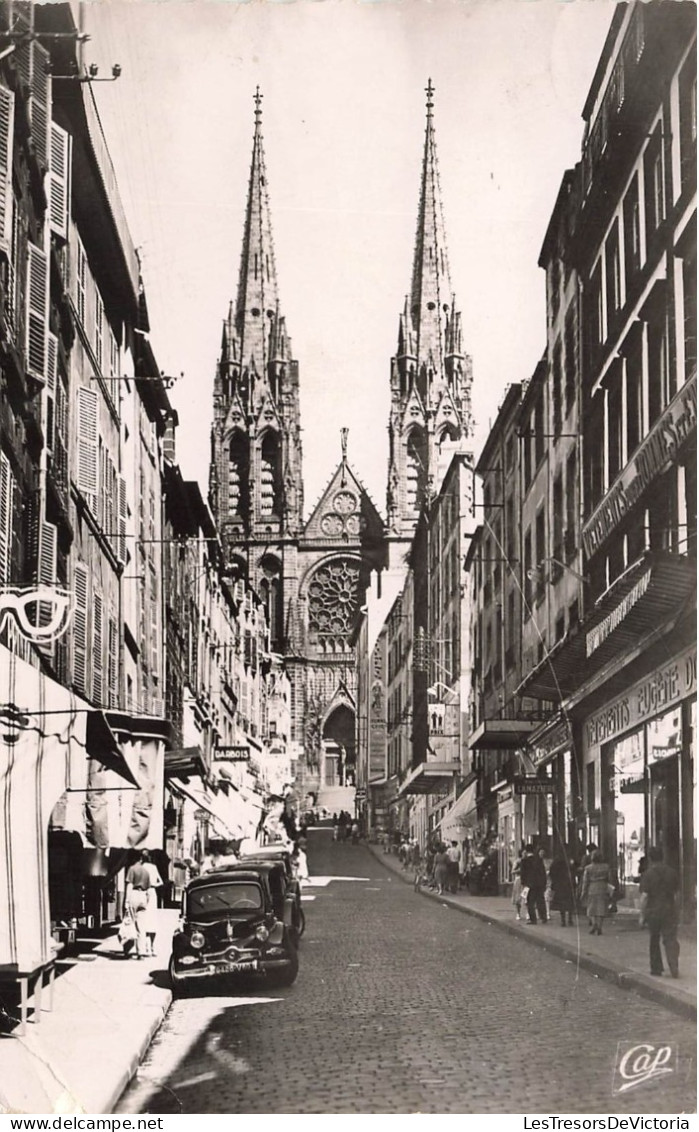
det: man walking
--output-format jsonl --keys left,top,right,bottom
{"left": 521, "top": 845, "right": 548, "bottom": 924}
{"left": 446, "top": 841, "right": 461, "bottom": 893}
{"left": 639, "top": 846, "right": 680, "bottom": 978}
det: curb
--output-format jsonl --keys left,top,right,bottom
{"left": 102, "top": 992, "right": 173, "bottom": 1114}
{"left": 367, "top": 845, "right": 696, "bottom": 1022}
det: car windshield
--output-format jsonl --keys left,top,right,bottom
{"left": 187, "top": 882, "right": 263, "bottom": 919}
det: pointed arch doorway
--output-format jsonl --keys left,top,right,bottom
{"left": 321, "top": 704, "right": 356, "bottom": 789}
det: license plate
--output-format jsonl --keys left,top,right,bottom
{"left": 218, "top": 960, "right": 258, "bottom": 973}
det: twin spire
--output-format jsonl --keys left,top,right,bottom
{"left": 232, "top": 79, "right": 457, "bottom": 384}
{"left": 233, "top": 85, "right": 280, "bottom": 378}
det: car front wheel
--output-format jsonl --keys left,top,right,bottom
{"left": 270, "top": 940, "right": 299, "bottom": 988}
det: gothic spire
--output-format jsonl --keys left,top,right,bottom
{"left": 235, "top": 87, "right": 279, "bottom": 375}
{"left": 408, "top": 79, "right": 452, "bottom": 376}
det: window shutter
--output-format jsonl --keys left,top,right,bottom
{"left": 94, "top": 292, "right": 103, "bottom": 373}
{"left": 49, "top": 121, "right": 70, "bottom": 240}
{"left": 36, "top": 516, "right": 57, "bottom": 657}
{"left": 5, "top": 200, "right": 20, "bottom": 339}
{"left": 0, "top": 85, "right": 14, "bottom": 252}
{"left": 12, "top": 5, "right": 32, "bottom": 92}
{"left": 76, "top": 386, "right": 98, "bottom": 511}
{"left": 105, "top": 454, "right": 115, "bottom": 555}
{"left": 54, "top": 374, "right": 68, "bottom": 498}
{"left": 0, "top": 449, "right": 13, "bottom": 585}
{"left": 44, "top": 331, "right": 57, "bottom": 453}
{"left": 92, "top": 590, "right": 103, "bottom": 703}
{"left": 26, "top": 241, "right": 48, "bottom": 381}
{"left": 107, "top": 614, "right": 119, "bottom": 707}
{"left": 76, "top": 239, "right": 86, "bottom": 326}
{"left": 29, "top": 42, "right": 50, "bottom": 173}
{"left": 117, "top": 472, "right": 128, "bottom": 564}
{"left": 72, "top": 561, "right": 89, "bottom": 694}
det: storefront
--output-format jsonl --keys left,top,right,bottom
{"left": 528, "top": 714, "right": 584, "bottom": 861}
{"left": 0, "top": 646, "right": 139, "bottom": 975}
{"left": 582, "top": 643, "right": 696, "bottom": 918}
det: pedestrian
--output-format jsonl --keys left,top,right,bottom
{"left": 639, "top": 846, "right": 680, "bottom": 978}
{"left": 351, "top": 821, "right": 359, "bottom": 845}
{"left": 446, "top": 841, "right": 461, "bottom": 894}
{"left": 124, "top": 851, "right": 152, "bottom": 959}
{"left": 433, "top": 843, "right": 450, "bottom": 895}
{"left": 520, "top": 845, "right": 548, "bottom": 924}
{"left": 293, "top": 837, "right": 310, "bottom": 884}
{"left": 425, "top": 843, "right": 436, "bottom": 886}
{"left": 579, "top": 849, "right": 612, "bottom": 935}
{"left": 139, "top": 849, "right": 164, "bottom": 957}
{"left": 549, "top": 853, "right": 577, "bottom": 927}
{"left": 511, "top": 849, "right": 524, "bottom": 920}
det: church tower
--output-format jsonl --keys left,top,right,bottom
{"left": 386, "top": 80, "right": 473, "bottom": 565}
{"left": 209, "top": 90, "right": 304, "bottom": 651}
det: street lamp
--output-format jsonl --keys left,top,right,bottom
{"left": 428, "top": 680, "right": 458, "bottom": 701}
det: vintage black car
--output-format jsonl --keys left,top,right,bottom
{"left": 238, "top": 848, "right": 306, "bottom": 943}
{"left": 169, "top": 866, "right": 299, "bottom": 993}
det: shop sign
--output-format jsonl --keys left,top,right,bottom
{"left": 586, "top": 569, "right": 651, "bottom": 657}
{"left": 530, "top": 717, "right": 571, "bottom": 767}
{"left": 585, "top": 646, "right": 696, "bottom": 750}
{"left": 514, "top": 777, "right": 557, "bottom": 795}
{"left": 213, "top": 746, "right": 250, "bottom": 762}
{"left": 0, "top": 585, "right": 74, "bottom": 643}
{"left": 582, "top": 373, "right": 696, "bottom": 558}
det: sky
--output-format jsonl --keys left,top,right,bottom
{"left": 82, "top": 0, "right": 616, "bottom": 517}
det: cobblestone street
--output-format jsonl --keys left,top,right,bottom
{"left": 117, "top": 831, "right": 696, "bottom": 1115}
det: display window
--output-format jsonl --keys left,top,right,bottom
{"left": 606, "top": 704, "right": 683, "bottom": 887}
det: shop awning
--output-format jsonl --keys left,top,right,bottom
{"left": 165, "top": 746, "right": 206, "bottom": 779}
{"left": 396, "top": 760, "right": 460, "bottom": 796}
{"left": 516, "top": 552, "right": 696, "bottom": 703}
{"left": 468, "top": 718, "right": 541, "bottom": 750}
{"left": 55, "top": 710, "right": 172, "bottom": 852}
{"left": 0, "top": 645, "right": 147, "bottom": 972}
{"left": 438, "top": 780, "right": 478, "bottom": 836}
{"left": 169, "top": 776, "right": 247, "bottom": 840}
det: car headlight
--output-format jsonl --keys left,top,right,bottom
{"left": 255, "top": 924, "right": 270, "bottom": 942}
{"left": 189, "top": 930, "right": 205, "bottom": 950}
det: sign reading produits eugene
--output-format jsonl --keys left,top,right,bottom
{"left": 213, "top": 746, "right": 250, "bottom": 762}
{"left": 582, "top": 371, "right": 696, "bottom": 559}
{"left": 585, "top": 645, "right": 696, "bottom": 750}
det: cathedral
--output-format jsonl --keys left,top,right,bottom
{"left": 208, "top": 82, "right": 472, "bottom": 808}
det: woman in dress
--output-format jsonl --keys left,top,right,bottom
{"left": 511, "top": 849, "right": 524, "bottom": 921}
{"left": 140, "top": 849, "right": 164, "bottom": 957}
{"left": 579, "top": 849, "right": 611, "bottom": 935}
{"left": 433, "top": 844, "right": 450, "bottom": 896}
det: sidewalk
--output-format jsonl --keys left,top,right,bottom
{"left": 367, "top": 844, "right": 697, "bottom": 1021}
{"left": 0, "top": 910, "right": 178, "bottom": 1115}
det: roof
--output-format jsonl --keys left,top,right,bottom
{"left": 475, "top": 385, "right": 522, "bottom": 475}
{"left": 186, "top": 867, "right": 269, "bottom": 892}
{"left": 303, "top": 458, "right": 384, "bottom": 542}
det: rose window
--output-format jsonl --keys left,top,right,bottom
{"left": 334, "top": 491, "right": 357, "bottom": 515}
{"left": 320, "top": 513, "right": 344, "bottom": 536}
{"left": 308, "top": 558, "right": 361, "bottom": 647}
